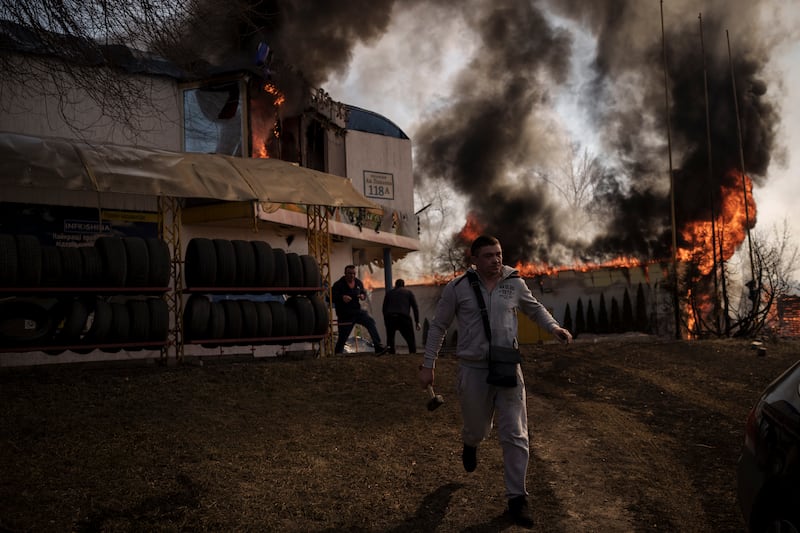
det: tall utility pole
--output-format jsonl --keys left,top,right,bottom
{"left": 727, "top": 30, "right": 759, "bottom": 323}
{"left": 699, "top": 13, "right": 724, "bottom": 335}
{"left": 661, "top": 0, "right": 682, "bottom": 339}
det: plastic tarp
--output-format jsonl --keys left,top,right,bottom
{"left": 0, "top": 131, "right": 382, "bottom": 209}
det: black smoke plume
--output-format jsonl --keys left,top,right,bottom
{"left": 566, "top": 1, "right": 780, "bottom": 263}
{"left": 176, "top": 0, "right": 782, "bottom": 267}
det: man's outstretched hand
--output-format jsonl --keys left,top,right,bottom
{"left": 553, "top": 327, "right": 573, "bottom": 344}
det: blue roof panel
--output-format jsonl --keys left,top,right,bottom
{"left": 345, "top": 105, "right": 409, "bottom": 140}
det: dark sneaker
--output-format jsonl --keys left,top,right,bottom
{"left": 462, "top": 444, "right": 477, "bottom": 472}
{"left": 374, "top": 346, "right": 389, "bottom": 356}
{"left": 508, "top": 495, "right": 533, "bottom": 528}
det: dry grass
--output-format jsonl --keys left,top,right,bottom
{"left": 1, "top": 337, "right": 798, "bottom": 532}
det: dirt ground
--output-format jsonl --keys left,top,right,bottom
{"left": 1, "top": 336, "right": 798, "bottom": 532}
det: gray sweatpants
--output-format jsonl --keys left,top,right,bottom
{"left": 456, "top": 363, "right": 529, "bottom": 499}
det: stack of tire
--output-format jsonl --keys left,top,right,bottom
{"left": 1, "top": 234, "right": 170, "bottom": 289}
{"left": 0, "top": 234, "right": 171, "bottom": 354}
{"left": 182, "top": 238, "right": 328, "bottom": 346}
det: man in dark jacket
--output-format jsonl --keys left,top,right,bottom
{"left": 382, "top": 279, "right": 420, "bottom": 354}
{"left": 331, "top": 265, "right": 388, "bottom": 355}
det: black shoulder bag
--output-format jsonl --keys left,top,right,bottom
{"left": 465, "top": 271, "right": 522, "bottom": 387}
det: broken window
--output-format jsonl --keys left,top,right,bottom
{"left": 183, "top": 81, "right": 243, "bottom": 156}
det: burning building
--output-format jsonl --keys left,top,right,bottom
{"left": 0, "top": 16, "right": 421, "bottom": 365}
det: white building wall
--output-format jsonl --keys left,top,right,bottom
{"left": 344, "top": 130, "right": 415, "bottom": 236}
{"left": 0, "top": 56, "right": 181, "bottom": 150}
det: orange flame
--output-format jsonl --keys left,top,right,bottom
{"left": 263, "top": 83, "right": 286, "bottom": 107}
{"left": 252, "top": 84, "right": 286, "bottom": 159}
{"left": 361, "top": 270, "right": 377, "bottom": 291}
{"left": 458, "top": 213, "right": 484, "bottom": 244}
{"left": 677, "top": 170, "right": 756, "bottom": 275}
{"left": 686, "top": 288, "right": 696, "bottom": 337}
{"left": 253, "top": 142, "right": 269, "bottom": 159}
{"left": 361, "top": 271, "right": 453, "bottom": 291}
{"left": 514, "top": 256, "right": 649, "bottom": 278}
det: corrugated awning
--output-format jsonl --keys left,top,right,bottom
{"left": 0, "top": 131, "right": 382, "bottom": 209}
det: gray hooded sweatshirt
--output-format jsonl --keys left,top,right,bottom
{"left": 422, "top": 265, "right": 561, "bottom": 369}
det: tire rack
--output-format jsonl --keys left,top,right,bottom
{"left": 306, "top": 204, "right": 333, "bottom": 357}
{"left": 181, "top": 288, "right": 326, "bottom": 351}
{"left": 159, "top": 195, "right": 183, "bottom": 363}
{"left": 162, "top": 198, "right": 333, "bottom": 363}
{"left": 0, "top": 237, "right": 171, "bottom": 355}
{"left": 1, "top": 199, "right": 332, "bottom": 362}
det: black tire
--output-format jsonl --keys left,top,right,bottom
{"left": 213, "top": 239, "right": 237, "bottom": 287}
{"left": 79, "top": 246, "right": 103, "bottom": 287}
{"left": 286, "top": 252, "right": 304, "bottom": 288}
{"left": 15, "top": 235, "right": 42, "bottom": 287}
{"left": 146, "top": 238, "right": 171, "bottom": 288}
{"left": 201, "top": 301, "right": 226, "bottom": 348}
{"left": 271, "top": 248, "right": 289, "bottom": 288}
{"left": 0, "top": 299, "right": 56, "bottom": 344}
{"left": 238, "top": 299, "right": 258, "bottom": 339}
{"left": 232, "top": 240, "right": 256, "bottom": 288}
{"left": 95, "top": 236, "right": 127, "bottom": 287}
{"left": 40, "top": 246, "right": 62, "bottom": 287}
{"left": 183, "top": 294, "right": 211, "bottom": 342}
{"left": 123, "top": 237, "right": 150, "bottom": 287}
{"left": 221, "top": 299, "right": 243, "bottom": 343}
{"left": 82, "top": 298, "right": 113, "bottom": 348}
{"left": 105, "top": 302, "right": 130, "bottom": 352}
{"left": 184, "top": 238, "right": 216, "bottom": 288}
{"left": 57, "top": 297, "right": 90, "bottom": 342}
{"left": 127, "top": 299, "right": 151, "bottom": 348}
{"left": 309, "top": 294, "right": 329, "bottom": 335}
{"left": 286, "top": 295, "right": 315, "bottom": 335}
{"left": 300, "top": 255, "right": 322, "bottom": 288}
{"left": 148, "top": 298, "right": 169, "bottom": 342}
{"left": 267, "top": 301, "right": 286, "bottom": 337}
{"left": 254, "top": 301, "right": 272, "bottom": 338}
{"left": 0, "top": 234, "right": 18, "bottom": 286}
{"left": 283, "top": 305, "right": 299, "bottom": 343}
{"left": 58, "top": 247, "right": 84, "bottom": 287}
{"left": 252, "top": 241, "right": 274, "bottom": 287}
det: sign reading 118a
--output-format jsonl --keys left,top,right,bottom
{"left": 363, "top": 171, "right": 395, "bottom": 200}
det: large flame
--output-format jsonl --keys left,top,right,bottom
{"left": 363, "top": 173, "right": 755, "bottom": 305}
{"left": 677, "top": 170, "right": 756, "bottom": 275}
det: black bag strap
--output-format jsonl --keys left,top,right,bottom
{"left": 465, "top": 271, "right": 492, "bottom": 343}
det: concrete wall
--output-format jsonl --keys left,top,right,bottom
{"left": 365, "top": 264, "right": 675, "bottom": 353}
